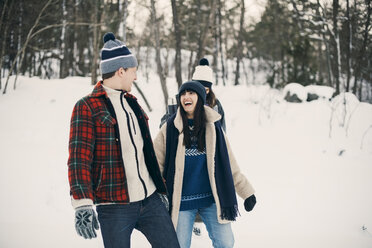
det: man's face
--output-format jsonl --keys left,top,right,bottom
{"left": 120, "top": 67, "right": 137, "bottom": 92}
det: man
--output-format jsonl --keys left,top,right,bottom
{"left": 68, "top": 32, "right": 180, "bottom": 248}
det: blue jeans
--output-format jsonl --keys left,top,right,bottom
{"left": 176, "top": 203, "right": 234, "bottom": 248}
{"left": 96, "top": 192, "right": 180, "bottom": 248}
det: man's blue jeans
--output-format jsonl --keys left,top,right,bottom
{"left": 96, "top": 192, "right": 180, "bottom": 248}
{"left": 176, "top": 203, "right": 234, "bottom": 248}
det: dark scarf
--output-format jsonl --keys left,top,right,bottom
{"left": 163, "top": 114, "right": 239, "bottom": 220}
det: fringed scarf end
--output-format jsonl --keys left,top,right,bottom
{"left": 220, "top": 205, "right": 240, "bottom": 221}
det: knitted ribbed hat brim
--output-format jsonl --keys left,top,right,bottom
{"left": 178, "top": 81, "right": 207, "bottom": 105}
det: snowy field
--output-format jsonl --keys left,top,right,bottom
{"left": 0, "top": 75, "right": 372, "bottom": 248}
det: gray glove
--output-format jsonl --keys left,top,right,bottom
{"left": 158, "top": 193, "right": 169, "bottom": 212}
{"left": 75, "top": 206, "right": 99, "bottom": 239}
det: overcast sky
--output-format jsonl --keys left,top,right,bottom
{"left": 126, "top": 0, "right": 267, "bottom": 37}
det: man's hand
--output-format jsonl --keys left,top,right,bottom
{"left": 75, "top": 206, "right": 99, "bottom": 239}
{"left": 158, "top": 193, "right": 169, "bottom": 212}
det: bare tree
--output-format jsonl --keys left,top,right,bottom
{"left": 171, "top": 0, "right": 182, "bottom": 87}
{"left": 3, "top": 0, "right": 53, "bottom": 94}
{"left": 332, "top": 0, "right": 341, "bottom": 95}
{"left": 2, "top": 16, "right": 100, "bottom": 94}
{"left": 91, "top": 0, "right": 100, "bottom": 85}
{"left": 133, "top": 81, "right": 152, "bottom": 112}
{"left": 234, "top": 0, "right": 245, "bottom": 86}
{"left": 217, "top": 0, "right": 226, "bottom": 86}
{"left": 213, "top": 4, "right": 219, "bottom": 85}
{"left": 60, "top": 0, "right": 72, "bottom": 79}
{"left": 345, "top": 0, "right": 352, "bottom": 92}
{"left": 119, "top": 0, "right": 129, "bottom": 43}
{"left": 0, "top": 0, "right": 13, "bottom": 90}
{"left": 192, "top": 0, "right": 216, "bottom": 74}
{"left": 150, "top": 0, "right": 168, "bottom": 110}
{"left": 352, "top": 0, "right": 371, "bottom": 98}
{"left": 316, "top": 0, "right": 334, "bottom": 87}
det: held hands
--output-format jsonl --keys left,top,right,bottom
{"left": 75, "top": 206, "right": 99, "bottom": 239}
{"left": 244, "top": 194, "right": 256, "bottom": 212}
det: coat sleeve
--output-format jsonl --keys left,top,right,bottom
{"left": 153, "top": 123, "right": 167, "bottom": 176}
{"left": 223, "top": 132, "right": 255, "bottom": 200}
{"left": 67, "top": 99, "right": 95, "bottom": 206}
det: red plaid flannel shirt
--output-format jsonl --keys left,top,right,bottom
{"left": 68, "top": 81, "right": 164, "bottom": 204}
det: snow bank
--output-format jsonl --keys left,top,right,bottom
{"left": 283, "top": 83, "right": 308, "bottom": 102}
{"left": 284, "top": 83, "right": 336, "bottom": 103}
{"left": 305, "top": 85, "right": 335, "bottom": 100}
{"left": 0, "top": 76, "right": 372, "bottom": 248}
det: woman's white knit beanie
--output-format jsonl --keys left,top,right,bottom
{"left": 192, "top": 58, "right": 213, "bottom": 87}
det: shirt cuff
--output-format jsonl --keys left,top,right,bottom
{"left": 71, "top": 197, "right": 94, "bottom": 210}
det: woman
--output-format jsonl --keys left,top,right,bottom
{"left": 154, "top": 81, "right": 256, "bottom": 248}
{"left": 192, "top": 58, "right": 226, "bottom": 132}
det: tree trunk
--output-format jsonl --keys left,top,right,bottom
{"left": 234, "top": 0, "right": 245, "bottom": 86}
{"left": 72, "top": 0, "right": 79, "bottom": 76}
{"left": 345, "top": 0, "right": 352, "bottom": 92}
{"left": 119, "top": 0, "right": 129, "bottom": 43}
{"left": 150, "top": 0, "right": 168, "bottom": 110}
{"left": 13, "top": 1, "right": 24, "bottom": 89}
{"left": 317, "top": 0, "right": 333, "bottom": 87}
{"left": 332, "top": 0, "right": 340, "bottom": 95}
{"left": 192, "top": 0, "right": 216, "bottom": 75}
{"left": 0, "top": 0, "right": 9, "bottom": 33}
{"left": 133, "top": 81, "right": 152, "bottom": 112}
{"left": 218, "top": 0, "right": 226, "bottom": 86}
{"left": 315, "top": 0, "right": 323, "bottom": 84}
{"left": 171, "top": 0, "right": 182, "bottom": 87}
{"left": 224, "top": 25, "right": 229, "bottom": 80}
{"left": 324, "top": 40, "right": 333, "bottom": 87}
{"left": 91, "top": 0, "right": 100, "bottom": 85}
{"left": 60, "top": 0, "right": 71, "bottom": 79}
{"left": 352, "top": 0, "right": 371, "bottom": 98}
{"left": 0, "top": 0, "right": 12, "bottom": 90}
{"left": 188, "top": 50, "right": 194, "bottom": 80}
{"left": 213, "top": 4, "right": 219, "bottom": 86}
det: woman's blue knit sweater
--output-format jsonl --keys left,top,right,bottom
{"left": 180, "top": 119, "right": 215, "bottom": 211}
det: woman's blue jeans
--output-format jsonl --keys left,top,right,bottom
{"left": 176, "top": 203, "right": 234, "bottom": 248}
{"left": 96, "top": 192, "right": 180, "bottom": 248}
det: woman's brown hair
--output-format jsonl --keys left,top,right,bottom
{"left": 206, "top": 88, "right": 217, "bottom": 107}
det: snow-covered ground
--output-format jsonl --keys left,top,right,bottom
{"left": 0, "top": 75, "right": 371, "bottom": 248}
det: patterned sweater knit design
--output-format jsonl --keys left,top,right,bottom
{"left": 180, "top": 119, "right": 215, "bottom": 211}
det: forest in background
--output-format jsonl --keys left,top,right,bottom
{"left": 0, "top": 0, "right": 371, "bottom": 103}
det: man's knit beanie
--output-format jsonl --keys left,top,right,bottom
{"left": 192, "top": 58, "right": 213, "bottom": 88}
{"left": 100, "top": 32, "right": 138, "bottom": 74}
{"left": 178, "top": 81, "right": 206, "bottom": 105}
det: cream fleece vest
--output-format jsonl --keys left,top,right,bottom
{"left": 103, "top": 85, "right": 156, "bottom": 202}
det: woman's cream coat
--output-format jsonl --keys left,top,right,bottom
{"left": 154, "top": 106, "right": 255, "bottom": 229}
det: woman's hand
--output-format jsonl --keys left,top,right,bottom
{"left": 244, "top": 194, "right": 256, "bottom": 212}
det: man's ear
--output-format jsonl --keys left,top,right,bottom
{"left": 117, "top": 68, "right": 124, "bottom": 76}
